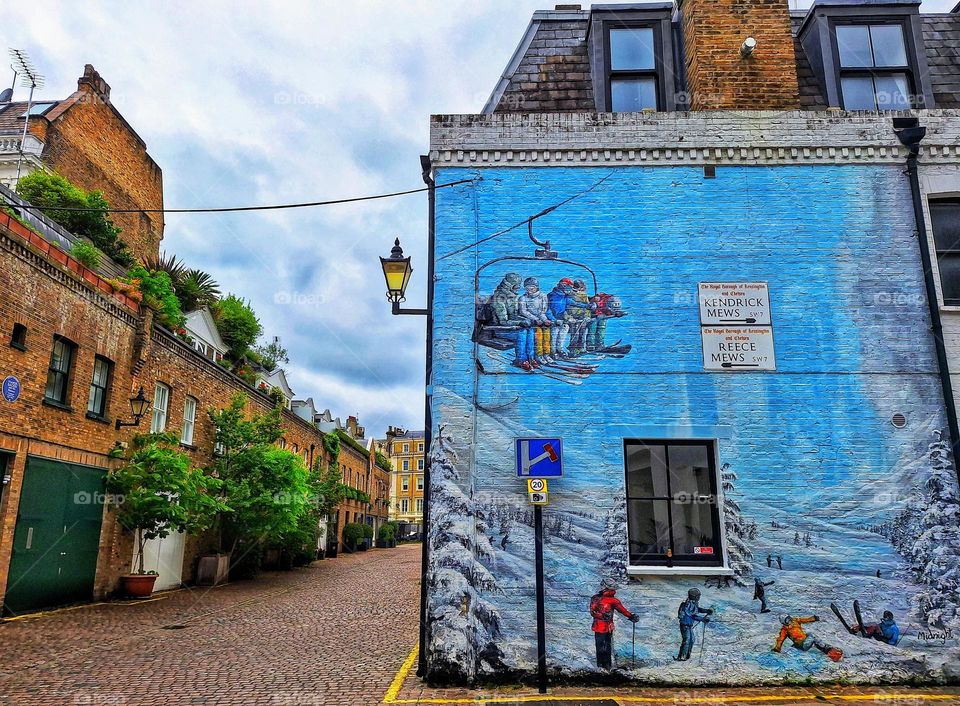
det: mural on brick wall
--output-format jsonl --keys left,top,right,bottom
{"left": 426, "top": 166, "right": 960, "bottom": 685}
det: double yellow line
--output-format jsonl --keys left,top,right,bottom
{"left": 383, "top": 643, "right": 959, "bottom": 705}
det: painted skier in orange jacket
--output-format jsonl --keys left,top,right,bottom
{"left": 773, "top": 615, "right": 843, "bottom": 661}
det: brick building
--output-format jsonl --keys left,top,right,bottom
{"left": 0, "top": 65, "right": 164, "bottom": 262}
{"left": 330, "top": 430, "right": 391, "bottom": 552}
{"left": 384, "top": 427, "right": 425, "bottom": 537}
{"left": 0, "top": 65, "right": 363, "bottom": 614}
{"left": 423, "top": 0, "right": 960, "bottom": 686}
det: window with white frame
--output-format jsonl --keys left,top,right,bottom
{"left": 86, "top": 356, "right": 112, "bottom": 419}
{"left": 181, "top": 396, "right": 197, "bottom": 445}
{"left": 417, "top": 458, "right": 424, "bottom": 471}
{"left": 401, "top": 476, "right": 409, "bottom": 492}
{"left": 151, "top": 383, "right": 170, "bottom": 433}
{"left": 624, "top": 440, "right": 723, "bottom": 568}
{"left": 403, "top": 443, "right": 409, "bottom": 453}
{"left": 402, "top": 459, "right": 409, "bottom": 471}
{"left": 416, "top": 476, "right": 424, "bottom": 491}
{"left": 416, "top": 498, "right": 423, "bottom": 514}
{"left": 45, "top": 336, "right": 76, "bottom": 405}
{"left": 418, "top": 442, "right": 423, "bottom": 452}
{"left": 401, "top": 499, "right": 409, "bottom": 513}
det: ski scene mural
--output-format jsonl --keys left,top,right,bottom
{"left": 427, "top": 166, "right": 960, "bottom": 686}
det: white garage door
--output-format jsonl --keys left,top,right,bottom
{"left": 138, "top": 531, "right": 186, "bottom": 591}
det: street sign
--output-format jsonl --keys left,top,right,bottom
{"left": 516, "top": 438, "right": 563, "bottom": 477}
{"left": 2, "top": 376, "right": 20, "bottom": 402}
{"left": 529, "top": 491, "right": 549, "bottom": 505}
{"left": 701, "top": 326, "right": 776, "bottom": 371}
{"left": 698, "top": 282, "right": 771, "bottom": 326}
{"left": 527, "top": 478, "right": 548, "bottom": 493}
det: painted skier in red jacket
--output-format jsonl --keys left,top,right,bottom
{"left": 589, "top": 578, "right": 639, "bottom": 669}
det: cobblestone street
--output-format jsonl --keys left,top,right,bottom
{"left": 1, "top": 543, "right": 959, "bottom": 706}
{"left": 0, "top": 545, "right": 422, "bottom": 706}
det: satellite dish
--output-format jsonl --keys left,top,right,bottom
{"left": 0, "top": 88, "right": 12, "bottom": 103}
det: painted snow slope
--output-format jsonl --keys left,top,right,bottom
{"left": 427, "top": 165, "right": 960, "bottom": 684}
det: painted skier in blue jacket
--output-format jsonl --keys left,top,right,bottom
{"left": 675, "top": 588, "right": 713, "bottom": 661}
{"left": 547, "top": 279, "right": 574, "bottom": 358}
{"left": 850, "top": 610, "right": 901, "bottom": 645}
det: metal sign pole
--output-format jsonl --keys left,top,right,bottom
{"left": 534, "top": 504, "right": 547, "bottom": 694}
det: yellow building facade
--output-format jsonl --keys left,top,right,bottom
{"left": 384, "top": 428, "right": 424, "bottom": 537}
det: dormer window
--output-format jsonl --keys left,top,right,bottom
{"left": 589, "top": 5, "right": 678, "bottom": 113}
{"left": 608, "top": 26, "right": 659, "bottom": 111}
{"left": 835, "top": 23, "right": 912, "bottom": 110}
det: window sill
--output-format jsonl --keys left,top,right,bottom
{"left": 42, "top": 398, "right": 73, "bottom": 413}
{"left": 85, "top": 412, "right": 111, "bottom": 425}
{"left": 940, "top": 305, "right": 960, "bottom": 314}
{"left": 627, "top": 566, "right": 734, "bottom": 577}
{"left": 9, "top": 342, "right": 27, "bottom": 352}
{"left": 179, "top": 442, "right": 197, "bottom": 451}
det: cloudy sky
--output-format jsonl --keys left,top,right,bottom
{"left": 6, "top": 0, "right": 955, "bottom": 437}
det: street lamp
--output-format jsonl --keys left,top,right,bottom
{"left": 115, "top": 387, "right": 151, "bottom": 430}
{"left": 380, "top": 238, "right": 428, "bottom": 316}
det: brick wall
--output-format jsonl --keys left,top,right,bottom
{"left": 0, "top": 216, "right": 329, "bottom": 605}
{"left": 41, "top": 66, "right": 164, "bottom": 263}
{"left": 678, "top": 0, "right": 800, "bottom": 110}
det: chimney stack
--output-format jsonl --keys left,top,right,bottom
{"left": 78, "top": 64, "right": 111, "bottom": 104}
{"left": 678, "top": 0, "right": 800, "bottom": 111}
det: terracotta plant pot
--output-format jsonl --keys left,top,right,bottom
{"left": 120, "top": 573, "right": 158, "bottom": 598}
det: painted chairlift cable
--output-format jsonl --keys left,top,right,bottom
{"left": 2, "top": 178, "right": 474, "bottom": 214}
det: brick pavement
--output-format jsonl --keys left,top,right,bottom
{"left": 1, "top": 544, "right": 958, "bottom": 706}
{"left": 0, "top": 545, "right": 422, "bottom": 706}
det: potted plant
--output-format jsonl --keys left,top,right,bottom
{"left": 107, "top": 433, "right": 225, "bottom": 598}
{"left": 376, "top": 522, "right": 395, "bottom": 549}
{"left": 343, "top": 522, "right": 365, "bottom": 552}
{"left": 362, "top": 523, "right": 374, "bottom": 550}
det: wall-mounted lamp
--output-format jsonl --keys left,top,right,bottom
{"left": 115, "top": 386, "right": 151, "bottom": 431}
{"left": 379, "top": 238, "right": 428, "bottom": 316}
{"left": 740, "top": 37, "right": 757, "bottom": 58}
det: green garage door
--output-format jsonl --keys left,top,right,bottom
{"left": 4, "top": 457, "right": 106, "bottom": 615}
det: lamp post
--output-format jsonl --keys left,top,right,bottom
{"left": 380, "top": 154, "right": 435, "bottom": 677}
{"left": 115, "top": 387, "right": 151, "bottom": 430}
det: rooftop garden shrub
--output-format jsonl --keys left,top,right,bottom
{"left": 70, "top": 241, "right": 102, "bottom": 270}
{"left": 212, "top": 294, "right": 262, "bottom": 361}
{"left": 125, "top": 264, "right": 185, "bottom": 330}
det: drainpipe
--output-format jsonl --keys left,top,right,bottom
{"left": 894, "top": 117, "right": 960, "bottom": 474}
{"left": 417, "top": 153, "right": 435, "bottom": 678}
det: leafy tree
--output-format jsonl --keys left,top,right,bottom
{"left": 721, "top": 462, "right": 753, "bottom": 585}
{"left": 375, "top": 451, "right": 393, "bottom": 471}
{"left": 142, "top": 251, "right": 186, "bottom": 283}
{"left": 212, "top": 294, "right": 262, "bottom": 361}
{"left": 125, "top": 264, "right": 185, "bottom": 330}
{"left": 16, "top": 171, "right": 133, "bottom": 266}
{"left": 106, "top": 433, "right": 226, "bottom": 574}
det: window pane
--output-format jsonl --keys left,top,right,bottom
{"left": 840, "top": 75, "right": 877, "bottom": 110}
{"left": 870, "top": 25, "right": 907, "bottom": 67}
{"left": 611, "top": 78, "right": 657, "bottom": 112}
{"left": 667, "top": 445, "right": 713, "bottom": 500}
{"left": 670, "top": 499, "right": 717, "bottom": 556}
{"left": 609, "top": 27, "right": 655, "bottom": 70}
{"left": 932, "top": 201, "right": 960, "bottom": 253}
{"left": 937, "top": 254, "right": 960, "bottom": 307}
{"left": 625, "top": 444, "right": 668, "bottom": 497}
{"left": 627, "top": 499, "right": 671, "bottom": 561}
{"left": 837, "top": 25, "right": 873, "bottom": 67}
{"left": 874, "top": 73, "right": 911, "bottom": 110}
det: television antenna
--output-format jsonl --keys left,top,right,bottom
{"left": 9, "top": 49, "right": 45, "bottom": 184}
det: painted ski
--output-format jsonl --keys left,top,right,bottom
{"left": 853, "top": 600, "right": 868, "bottom": 638}
{"left": 830, "top": 602, "right": 854, "bottom": 633}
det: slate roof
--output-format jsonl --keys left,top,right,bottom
{"left": 0, "top": 101, "right": 62, "bottom": 134}
{"left": 923, "top": 14, "right": 960, "bottom": 108}
{"left": 487, "top": 5, "right": 960, "bottom": 113}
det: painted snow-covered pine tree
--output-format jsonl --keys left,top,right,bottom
{"left": 893, "top": 430, "right": 960, "bottom": 629}
{"left": 721, "top": 462, "right": 753, "bottom": 585}
{"left": 601, "top": 486, "right": 628, "bottom": 583}
{"left": 426, "top": 427, "right": 503, "bottom": 681}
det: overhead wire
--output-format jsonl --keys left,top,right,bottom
{"left": 3, "top": 178, "right": 475, "bottom": 215}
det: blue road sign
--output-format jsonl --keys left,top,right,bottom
{"left": 516, "top": 438, "right": 563, "bottom": 478}
{"left": 2, "top": 376, "right": 20, "bottom": 403}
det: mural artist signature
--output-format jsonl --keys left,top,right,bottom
{"left": 916, "top": 628, "right": 953, "bottom": 643}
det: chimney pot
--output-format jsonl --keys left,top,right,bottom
{"left": 77, "top": 64, "right": 111, "bottom": 103}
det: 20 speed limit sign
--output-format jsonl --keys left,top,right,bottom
{"left": 527, "top": 478, "right": 548, "bottom": 493}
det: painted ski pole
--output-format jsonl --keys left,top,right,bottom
{"left": 698, "top": 619, "right": 707, "bottom": 665}
{"left": 632, "top": 620, "right": 636, "bottom": 669}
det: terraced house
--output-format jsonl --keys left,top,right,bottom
{"left": 0, "top": 65, "right": 368, "bottom": 614}
{"left": 422, "top": 0, "right": 960, "bottom": 687}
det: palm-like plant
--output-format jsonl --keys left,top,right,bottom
{"left": 142, "top": 251, "right": 187, "bottom": 282}
{"left": 177, "top": 269, "right": 221, "bottom": 312}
